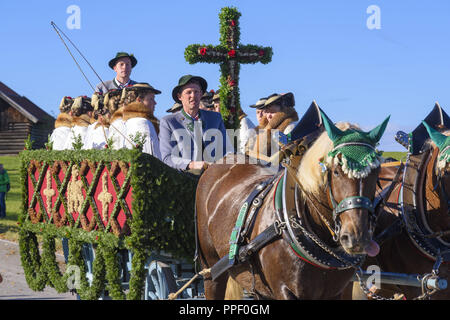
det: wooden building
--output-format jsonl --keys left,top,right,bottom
{"left": 0, "top": 81, "right": 55, "bottom": 155}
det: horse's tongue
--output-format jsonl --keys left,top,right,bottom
{"left": 365, "top": 240, "right": 380, "bottom": 257}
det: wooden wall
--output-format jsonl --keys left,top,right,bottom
{"left": 0, "top": 99, "right": 30, "bottom": 131}
{"left": 0, "top": 101, "right": 54, "bottom": 155}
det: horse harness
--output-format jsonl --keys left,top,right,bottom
{"left": 209, "top": 157, "right": 398, "bottom": 280}
{"left": 400, "top": 148, "right": 450, "bottom": 264}
{"left": 209, "top": 173, "right": 283, "bottom": 280}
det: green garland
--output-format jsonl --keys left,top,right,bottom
{"left": 18, "top": 149, "right": 198, "bottom": 299}
{"left": 185, "top": 7, "right": 273, "bottom": 129}
{"left": 19, "top": 229, "right": 47, "bottom": 291}
{"left": 42, "top": 234, "right": 69, "bottom": 293}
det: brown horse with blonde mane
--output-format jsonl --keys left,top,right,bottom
{"left": 350, "top": 116, "right": 450, "bottom": 300}
{"left": 196, "top": 110, "right": 390, "bottom": 299}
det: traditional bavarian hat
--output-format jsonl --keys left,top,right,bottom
{"left": 212, "top": 90, "right": 220, "bottom": 102}
{"left": 201, "top": 90, "right": 215, "bottom": 101}
{"left": 103, "top": 89, "right": 122, "bottom": 105}
{"left": 127, "top": 82, "right": 162, "bottom": 95}
{"left": 120, "top": 83, "right": 161, "bottom": 107}
{"left": 261, "top": 92, "right": 295, "bottom": 109}
{"left": 172, "top": 74, "right": 207, "bottom": 103}
{"left": 71, "top": 96, "right": 93, "bottom": 115}
{"left": 166, "top": 102, "right": 183, "bottom": 113}
{"left": 91, "top": 92, "right": 107, "bottom": 115}
{"left": 103, "top": 89, "right": 123, "bottom": 113}
{"left": 249, "top": 96, "right": 268, "bottom": 109}
{"left": 200, "top": 90, "right": 215, "bottom": 109}
{"left": 108, "top": 52, "right": 137, "bottom": 69}
{"left": 201, "top": 102, "right": 214, "bottom": 110}
{"left": 59, "top": 96, "right": 74, "bottom": 113}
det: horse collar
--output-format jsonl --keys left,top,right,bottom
{"left": 401, "top": 150, "right": 450, "bottom": 263}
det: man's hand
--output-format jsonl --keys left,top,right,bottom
{"left": 188, "top": 161, "right": 209, "bottom": 170}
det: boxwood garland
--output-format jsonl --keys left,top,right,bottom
{"left": 19, "top": 149, "right": 198, "bottom": 299}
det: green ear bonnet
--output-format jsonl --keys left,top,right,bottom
{"left": 320, "top": 110, "right": 390, "bottom": 179}
{"left": 422, "top": 121, "right": 450, "bottom": 170}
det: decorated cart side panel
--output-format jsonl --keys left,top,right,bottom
{"left": 18, "top": 149, "right": 198, "bottom": 299}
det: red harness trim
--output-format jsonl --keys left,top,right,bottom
{"left": 289, "top": 244, "right": 336, "bottom": 270}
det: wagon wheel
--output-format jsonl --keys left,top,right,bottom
{"left": 144, "top": 261, "right": 178, "bottom": 300}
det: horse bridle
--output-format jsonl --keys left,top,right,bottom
{"left": 325, "top": 168, "right": 377, "bottom": 241}
{"left": 323, "top": 141, "right": 379, "bottom": 242}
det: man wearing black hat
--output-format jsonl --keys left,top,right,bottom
{"left": 95, "top": 52, "right": 138, "bottom": 94}
{"left": 248, "top": 92, "right": 298, "bottom": 158}
{"left": 159, "top": 75, "right": 233, "bottom": 171}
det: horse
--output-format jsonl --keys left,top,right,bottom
{"left": 196, "top": 112, "right": 390, "bottom": 299}
{"left": 349, "top": 123, "right": 450, "bottom": 300}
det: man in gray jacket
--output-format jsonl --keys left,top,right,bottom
{"left": 95, "top": 52, "right": 138, "bottom": 94}
{"left": 159, "top": 75, "right": 233, "bottom": 171}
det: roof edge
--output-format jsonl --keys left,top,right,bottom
{"left": 0, "top": 91, "right": 39, "bottom": 123}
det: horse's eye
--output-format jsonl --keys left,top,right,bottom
{"left": 333, "top": 169, "right": 339, "bottom": 176}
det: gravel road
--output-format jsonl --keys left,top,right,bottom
{"left": 0, "top": 239, "right": 76, "bottom": 300}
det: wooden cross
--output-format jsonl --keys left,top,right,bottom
{"left": 43, "top": 170, "right": 55, "bottom": 214}
{"left": 97, "top": 172, "right": 113, "bottom": 224}
{"left": 185, "top": 7, "right": 273, "bottom": 129}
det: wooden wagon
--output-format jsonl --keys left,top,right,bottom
{"left": 18, "top": 148, "right": 202, "bottom": 299}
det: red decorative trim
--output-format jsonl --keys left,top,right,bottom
{"left": 289, "top": 244, "right": 335, "bottom": 270}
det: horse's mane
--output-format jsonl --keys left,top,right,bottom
{"left": 296, "top": 122, "right": 361, "bottom": 197}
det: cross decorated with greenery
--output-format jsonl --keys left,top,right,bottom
{"left": 185, "top": 7, "right": 273, "bottom": 129}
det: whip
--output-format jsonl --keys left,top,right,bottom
{"left": 50, "top": 21, "right": 107, "bottom": 92}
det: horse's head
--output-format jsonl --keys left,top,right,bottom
{"left": 422, "top": 121, "right": 450, "bottom": 209}
{"left": 322, "top": 112, "right": 390, "bottom": 255}
{"left": 297, "top": 111, "right": 390, "bottom": 256}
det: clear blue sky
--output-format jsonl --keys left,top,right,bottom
{"left": 1, "top": 1, "right": 449, "bottom": 151}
